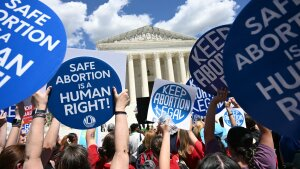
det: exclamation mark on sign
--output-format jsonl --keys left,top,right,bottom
{"left": 106, "top": 98, "right": 110, "bottom": 108}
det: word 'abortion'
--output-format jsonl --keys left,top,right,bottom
{"left": 191, "top": 27, "right": 229, "bottom": 91}
{"left": 60, "top": 86, "right": 111, "bottom": 116}
{"left": 236, "top": 1, "right": 300, "bottom": 71}
{"left": 0, "top": 1, "right": 60, "bottom": 51}
{"left": 56, "top": 62, "right": 111, "bottom": 84}
{"left": 153, "top": 85, "right": 191, "bottom": 120}
{"left": 256, "top": 61, "right": 299, "bottom": 121}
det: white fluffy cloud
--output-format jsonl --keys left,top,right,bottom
{"left": 40, "top": 0, "right": 87, "bottom": 48}
{"left": 41, "top": 0, "right": 237, "bottom": 48}
{"left": 154, "top": 0, "right": 238, "bottom": 36}
{"left": 83, "top": 0, "right": 152, "bottom": 43}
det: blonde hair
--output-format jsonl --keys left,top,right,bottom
{"left": 143, "top": 130, "right": 156, "bottom": 150}
{"left": 193, "top": 120, "right": 205, "bottom": 140}
{"left": 178, "top": 129, "right": 192, "bottom": 159}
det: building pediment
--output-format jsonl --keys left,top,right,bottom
{"left": 98, "top": 25, "right": 196, "bottom": 43}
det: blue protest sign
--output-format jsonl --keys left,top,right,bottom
{"left": 223, "top": 0, "right": 300, "bottom": 138}
{"left": 2, "top": 105, "right": 16, "bottom": 123}
{"left": 186, "top": 78, "right": 224, "bottom": 116}
{"left": 189, "top": 25, "right": 230, "bottom": 95}
{"left": 147, "top": 79, "right": 197, "bottom": 130}
{"left": 47, "top": 57, "right": 122, "bottom": 129}
{"left": 0, "top": 0, "right": 67, "bottom": 109}
{"left": 223, "top": 108, "right": 246, "bottom": 128}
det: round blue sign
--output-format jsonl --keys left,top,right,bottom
{"left": 151, "top": 84, "right": 192, "bottom": 124}
{"left": 223, "top": 0, "right": 300, "bottom": 138}
{"left": 47, "top": 57, "right": 122, "bottom": 129}
{"left": 189, "top": 25, "right": 231, "bottom": 95}
{"left": 223, "top": 109, "right": 244, "bottom": 127}
{"left": 0, "top": 0, "right": 67, "bottom": 109}
{"left": 186, "top": 78, "right": 224, "bottom": 116}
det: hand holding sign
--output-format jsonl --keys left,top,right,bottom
{"left": 113, "top": 88, "right": 130, "bottom": 112}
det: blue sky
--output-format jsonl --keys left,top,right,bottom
{"left": 42, "top": 0, "right": 250, "bottom": 49}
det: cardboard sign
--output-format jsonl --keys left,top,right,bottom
{"left": 223, "top": 0, "right": 300, "bottom": 138}
{"left": 189, "top": 25, "right": 230, "bottom": 95}
{"left": 222, "top": 108, "right": 246, "bottom": 131}
{"left": 147, "top": 79, "right": 197, "bottom": 130}
{"left": 0, "top": 0, "right": 67, "bottom": 109}
{"left": 186, "top": 78, "right": 224, "bottom": 116}
{"left": 48, "top": 53, "right": 125, "bottom": 129}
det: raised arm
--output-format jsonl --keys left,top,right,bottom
{"left": 86, "top": 128, "right": 96, "bottom": 147}
{"left": 5, "top": 103, "right": 24, "bottom": 147}
{"left": 41, "top": 117, "right": 60, "bottom": 166}
{"left": 188, "top": 119, "right": 204, "bottom": 158}
{"left": 0, "top": 111, "right": 7, "bottom": 153}
{"left": 257, "top": 123, "right": 274, "bottom": 149}
{"left": 204, "top": 89, "right": 227, "bottom": 144}
{"left": 159, "top": 120, "right": 170, "bottom": 169}
{"left": 23, "top": 87, "right": 51, "bottom": 169}
{"left": 225, "top": 98, "right": 237, "bottom": 127}
{"left": 110, "top": 88, "right": 130, "bottom": 169}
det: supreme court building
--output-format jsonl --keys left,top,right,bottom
{"left": 96, "top": 26, "right": 197, "bottom": 123}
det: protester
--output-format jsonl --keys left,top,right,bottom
{"left": 60, "top": 133, "right": 78, "bottom": 151}
{"left": 86, "top": 88, "right": 134, "bottom": 169}
{"left": 178, "top": 119, "right": 205, "bottom": 169}
{"left": 107, "top": 123, "right": 115, "bottom": 132}
{"left": 129, "top": 123, "right": 144, "bottom": 161}
{"left": 204, "top": 88, "right": 276, "bottom": 169}
{"left": 0, "top": 144, "right": 26, "bottom": 169}
{"left": 197, "top": 152, "right": 241, "bottom": 169}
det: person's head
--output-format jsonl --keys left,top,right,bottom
{"left": 107, "top": 123, "right": 115, "bottom": 132}
{"left": 0, "top": 144, "right": 26, "bottom": 169}
{"left": 143, "top": 130, "right": 156, "bottom": 150}
{"left": 193, "top": 120, "right": 205, "bottom": 140}
{"left": 18, "top": 129, "right": 27, "bottom": 144}
{"left": 197, "top": 152, "right": 241, "bottom": 169}
{"left": 178, "top": 129, "right": 191, "bottom": 159}
{"left": 60, "top": 133, "right": 78, "bottom": 151}
{"left": 151, "top": 135, "right": 163, "bottom": 157}
{"left": 130, "top": 123, "right": 140, "bottom": 133}
{"left": 98, "top": 131, "right": 115, "bottom": 162}
{"left": 227, "top": 127, "right": 256, "bottom": 168}
{"left": 56, "top": 144, "right": 90, "bottom": 169}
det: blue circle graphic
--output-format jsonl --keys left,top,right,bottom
{"left": 189, "top": 25, "right": 231, "bottom": 95}
{"left": 0, "top": 0, "right": 67, "bottom": 109}
{"left": 151, "top": 84, "right": 191, "bottom": 124}
{"left": 223, "top": 0, "right": 300, "bottom": 138}
{"left": 47, "top": 57, "right": 122, "bottom": 129}
{"left": 224, "top": 109, "right": 244, "bottom": 127}
{"left": 186, "top": 78, "right": 224, "bottom": 116}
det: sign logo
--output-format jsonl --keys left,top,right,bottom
{"left": 223, "top": 0, "right": 300, "bottom": 138}
{"left": 223, "top": 109, "right": 244, "bottom": 126}
{"left": 47, "top": 57, "right": 122, "bottom": 129}
{"left": 189, "top": 25, "right": 230, "bottom": 95}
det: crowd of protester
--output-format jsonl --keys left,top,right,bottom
{"left": 0, "top": 87, "right": 299, "bottom": 169}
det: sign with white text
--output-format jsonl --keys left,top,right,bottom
{"left": 189, "top": 25, "right": 230, "bottom": 95}
{"left": 223, "top": 0, "right": 300, "bottom": 138}
{"left": 186, "top": 78, "right": 224, "bottom": 117}
{"left": 147, "top": 79, "right": 197, "bottom": 130}
{"left": 0, "top": 0, "right": 67, "bottom": 109}
{"left": 47, "top": 51, "right": 126, "bottom": 129}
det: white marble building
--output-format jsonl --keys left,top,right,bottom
{"left": 96, "top": 25, "right": 196, "bottom": 124}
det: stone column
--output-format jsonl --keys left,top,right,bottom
{"left": 178, "top": 52, "right": 187, "bottom": 83}
{"left": 128, "top": 54, "right": 136, "bottom": 103}
{"left": 166, "top": 52, "right": 175, "bottom": 82}
{"left": 154, "top": 53, "right": 162, "bottom": 79}
{"left": 140, "top": 54, "right": 149, "bottom": 97}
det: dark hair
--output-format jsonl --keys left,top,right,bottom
{"left": 60, "top": 133, "right": 78, "bottom": 151}
{"left": 151, "top": 135, "right": 162, "bottom": 156}
{"left": 197, "top": 152, "right": 241, "bottom": 169}
{"left": 56, "top": 144, "right": 90, "bottom": 169}
{"left": 98, "top": 131, "right": 115, "bottom": 163}
{"left": 0, "top": 144, "right": 26, "bottom": 169}
{"left": 227, "top": 127, "right": 257, "bottom": 169}
{"left": 219, "top": 117, "right": 224, "bottom": 127}
{"left": 130, "top": 123, "right": 139, "bottom": 132}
